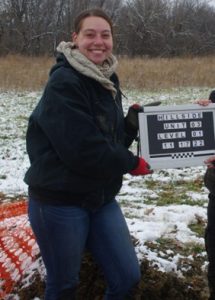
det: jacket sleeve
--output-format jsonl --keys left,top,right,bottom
{"left": 113, "top": 87, "right": 138, "bottom": 148}
{"left": 35, "top": 68, "right": 137, "bottom": 180}
{"left": 124, "top": 123, "right": 138, "bottom": 148}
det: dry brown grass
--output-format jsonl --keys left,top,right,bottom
{"left": 0, "top": 55, "right": 54, "bottom": 91}
{"left": 0, "top": 54, "right": 215, "bottom": 91}
{"left": 118, "top": 56, "right": 215, "bottom": 90}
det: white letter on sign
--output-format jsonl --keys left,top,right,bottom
{"left": 191, "top": 130, "right": 203, "bottom": 137}
{"left": 178, "top": 141, "right": 191, "bottom": 148}
{"left": 162, "top": 142, "right": 175, "bottom": 149}
{"left": 163, "top": 122, "right": 187, "bottom": 130}
{"left": 157, "top": 131, "right": 186, "bottom": 140}
{"left": 192, "top": 140, "right": 205, "bottom": 147}
{"left": 190, "top": 121, "right": 202, "bottom": 128}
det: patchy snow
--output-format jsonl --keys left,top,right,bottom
{"left": 0, "top": 87, "right": 212, "bottom": 298}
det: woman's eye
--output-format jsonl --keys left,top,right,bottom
{"left": 86, "top": 33, "right": 95, "bottom": 38}
{"left": 102, "top": 34, "right": 110, "bottom": 39}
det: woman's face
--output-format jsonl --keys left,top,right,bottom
{"left": 72, "top": 16, "right": 113, "bottom": 65}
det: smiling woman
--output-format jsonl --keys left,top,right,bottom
{"left": 24, "top": 7, "right": 151, "bottom": 300}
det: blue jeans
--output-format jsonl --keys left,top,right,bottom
{"left": 28, "top": 197, "right": 140, "bottom": 300}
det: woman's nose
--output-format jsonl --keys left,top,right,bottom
{"left": 93, "top": 35, "right": 103, "bottom": 45}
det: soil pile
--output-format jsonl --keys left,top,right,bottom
{"left": 17, "top": 252, "right": 209, "bottom": 300}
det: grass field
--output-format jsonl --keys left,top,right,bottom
{"left": 0, "top": 54, "right": 215, "bottom": 91}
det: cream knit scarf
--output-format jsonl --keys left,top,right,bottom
{"left": 56, "top": 41, "right": 118, "bottom": 98}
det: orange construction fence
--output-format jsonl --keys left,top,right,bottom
{"left": 0, "top": 199, "right": 39, "bottom": 299}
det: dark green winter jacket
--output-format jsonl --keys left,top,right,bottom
{"left": 24, "top": 54, "right": 138, "bottom": 209}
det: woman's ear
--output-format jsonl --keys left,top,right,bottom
{"left": 72, "top": 32, "right": 77, "bottom": 44}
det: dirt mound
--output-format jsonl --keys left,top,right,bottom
{"left": 0, "top": 196, "right": 210, "bottom": 299}
{"left": 17, "top": 252, "right": 209, "bottom": 300}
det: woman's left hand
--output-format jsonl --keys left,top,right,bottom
{"left": 195, "top": 99, "right": 212, "bottom": 106}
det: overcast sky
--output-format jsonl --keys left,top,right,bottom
{"left": 208, "top": 0, "right": 215, "bottom": 6}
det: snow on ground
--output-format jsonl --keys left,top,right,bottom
{"left": 0, "top": 87, "right": 212, "bottom": 298}
{"left": 0, "top": 87, "right": 210, "bottom": 195}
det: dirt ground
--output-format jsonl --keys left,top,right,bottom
{"left": 0, "top": 195, "right": 210, "bottom": 300}
{"left": 16, "top": 251, "right": 209, "bottom": 300}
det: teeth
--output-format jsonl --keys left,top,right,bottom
{"left": 91, "top": 50, "right": 103, "bottom": 53}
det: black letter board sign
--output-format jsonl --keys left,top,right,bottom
{"left": 139, "top": 104, "right": 215, "bottom": 169}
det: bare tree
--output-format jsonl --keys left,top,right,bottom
{"left": 0, "top": 0, "right": 215, "bottom": 56}
{"left": 116, "top": 0, "right": 171, "bottom": 56}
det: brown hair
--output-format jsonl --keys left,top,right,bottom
{"left": 74, "top": 8, "right": 113, "bottom": 35}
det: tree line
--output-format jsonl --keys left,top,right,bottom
{"left": 1, "top": 0, "right": 215, "bottom": 57}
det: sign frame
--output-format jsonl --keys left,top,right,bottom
{"left": 138, "top": 103, "right": 215, "bottom": 169}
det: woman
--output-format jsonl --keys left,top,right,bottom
{"left": 197, "top": 90, "right": 215, "bottom": 300}
{"left": 24, "top": 8, "right": 152, "bottom": 300}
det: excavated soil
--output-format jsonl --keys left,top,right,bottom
{"left": 16, "top": 251, "right": 209, "bottom": 300}
{"left": 0, "top": 196, "right": 210, "bottom": 300}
